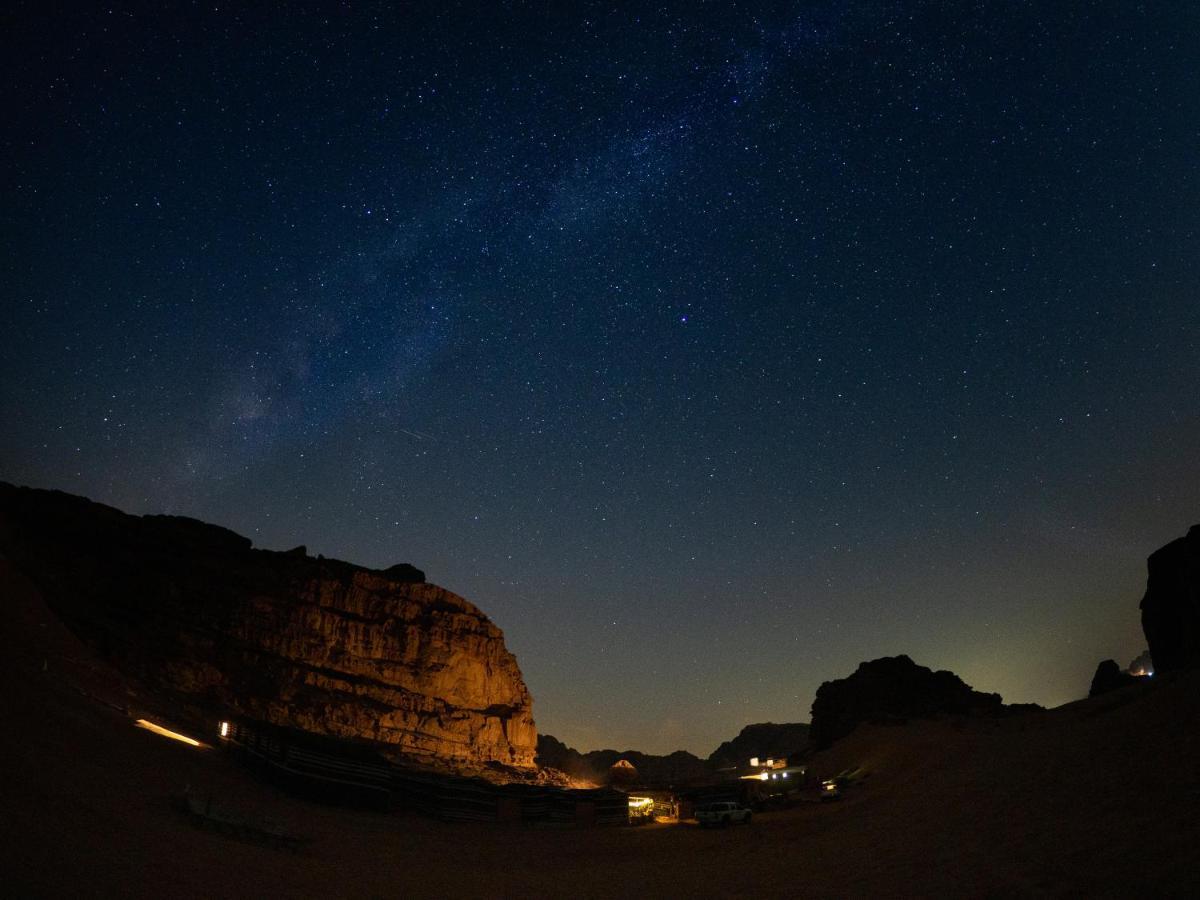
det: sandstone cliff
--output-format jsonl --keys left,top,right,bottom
{"left": 1140, "top": 524, "right": 1200, "bottom": 674}
{"left": 0, "top": 483, "right": 537, "bottom": 777}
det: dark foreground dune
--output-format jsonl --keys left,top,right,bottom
{"left": 2, "top": 561, "right": 1198, "bottom": 898}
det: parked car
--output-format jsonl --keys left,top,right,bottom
{"left": 820, "top": 779, "right": 841, "bottom": 801}
{"left": 695, "top": 801, "right": 752, "bottom": 827}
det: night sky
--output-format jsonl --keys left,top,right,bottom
{"left": 4, "top": 2, "right": 1199, "bottom": 756}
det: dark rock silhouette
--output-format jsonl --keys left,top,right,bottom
{"left": 0, "top": 482, "right": 534, "bottom": 777}
{"left": 1089, "top": 659, "right": 1137, "bottom": 697}
{"left": 707, "top": 722, "right": 810, "bottom": 770}
{"left": 383, "top": 562, "right": 426, "bottom": 582}
{"left": 1140, "top": 524, "right": 1200, "bottom": 674}
{"left": 809, "top": 655, "right": 1014, "bottom": 749}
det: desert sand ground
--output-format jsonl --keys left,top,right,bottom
{"left": 2, "top": 561, "right": 1198, "bottom": 898}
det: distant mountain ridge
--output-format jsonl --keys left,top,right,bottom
{"left": 707, "top": 722, "right": 810, "bottom": 770}
{"left": 537, "top": 720, "right": 811, "bottom": 784}
{"left": 535, "top": 734, "right": 712, "bottom": 785}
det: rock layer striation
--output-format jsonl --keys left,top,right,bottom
{"left": 0, "top": 483, "right": 537, "bottom": 776}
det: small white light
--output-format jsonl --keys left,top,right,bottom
{"left": 219, "top": 721, "right": 230, "bottom": 738}
{"left": 783, "top": 772, "right": 788, "bottom": 779}
{"left": 759, "top": 772, "right": 769, "bottom": 781}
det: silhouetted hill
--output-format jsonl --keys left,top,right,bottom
{"left": 810, "top": 655, "right": 1039, "bottom": 749}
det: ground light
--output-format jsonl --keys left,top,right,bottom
{"left": 134, "top": 719, "right": 201, "bottom": 747}
{"left": 628, "top": 796, "right": 655, "bottom": 823}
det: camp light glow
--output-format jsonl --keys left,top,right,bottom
{"left": 134, "top": 719, "right": 201, "bottom": 747}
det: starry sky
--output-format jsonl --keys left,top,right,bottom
{"left": 4, "top": 2, "right": 1199, "bottom": 756}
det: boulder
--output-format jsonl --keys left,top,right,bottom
{"left": 1139, "top": 525, "right": 1200, "bottom": 674}
{"left": 0, "top": 482, "right": 536, "bottom": 778}
{"left": 809, "top": 655, "right": 1008, "bottom": 749}
{"left": 1088, "top": 659, "right": 1137, "bottom": 697}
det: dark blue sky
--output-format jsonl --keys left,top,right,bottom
{"left": 4, "top": 1, "right": 1198, "bottom": 754}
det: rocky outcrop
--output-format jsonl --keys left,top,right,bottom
{"left": 707, "top": 722, "right": 810, "bottom": 770}
{"left": 809, "top": 655, "right": 1018, "bottom": 749}
{"left": 0, "top": 483, "right": 536, "bottom": 777}
{"left": 1088, "top": 659, "right": 1138, "bottom": 697}
{"left": 1140, "top": 525, "right": 1200, "bottom": 674}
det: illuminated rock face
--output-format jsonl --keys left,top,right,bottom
{"left": 0, "top": 483, "right": 537, "bottom": 776}
{"left": 1140, "top": 524, "right": 1200, "bottom": 674}
{"left": 207, "top": 572, "right": 538, "bottom": 772}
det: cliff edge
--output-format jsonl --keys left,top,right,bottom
{"left": 0, "top": 482, "right": 537, "bottom": 777}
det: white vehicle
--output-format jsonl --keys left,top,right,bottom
{"left": 695, "top": 801, "right": 752, "bottom": 827}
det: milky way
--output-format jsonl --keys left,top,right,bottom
{"left": 4, "top": 2, "right": 1199, "bottom": 754}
